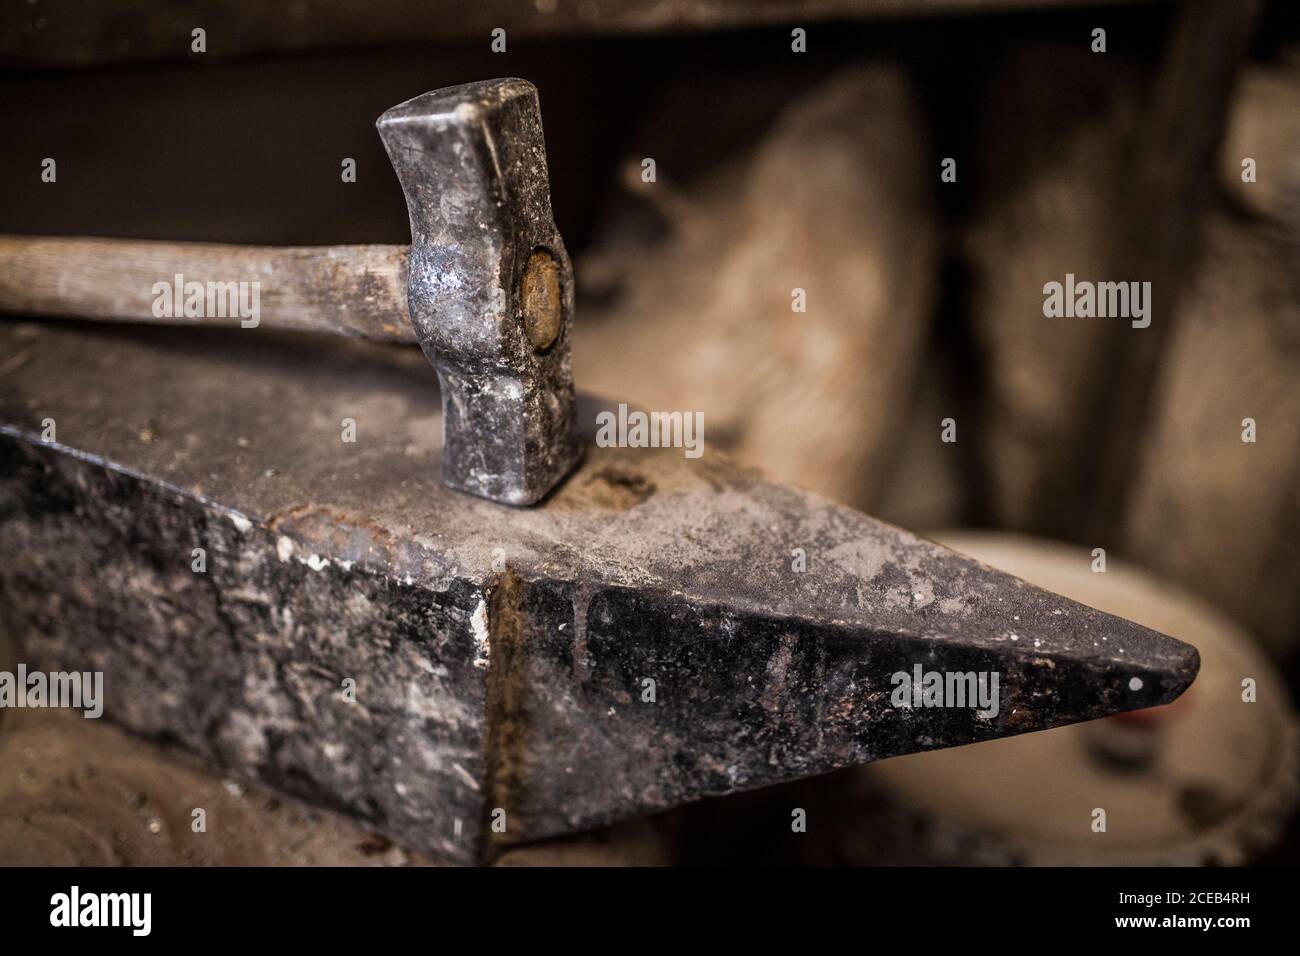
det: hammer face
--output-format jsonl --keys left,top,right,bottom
{"left": 378, "top": 78, "right": 582, "bottom": 505}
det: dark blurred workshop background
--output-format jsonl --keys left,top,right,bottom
{"left": 1, "top": 0, "right": 1297, "bottom": 865}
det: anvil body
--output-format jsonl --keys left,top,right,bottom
{"left": 0, "top": 321, "right": 1197, "bottom": 863}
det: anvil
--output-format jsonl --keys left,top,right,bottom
{"left": 0, "top": 80, "right": 1199, "bottom": 865}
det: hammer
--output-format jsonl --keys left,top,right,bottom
{"left": 0, "top": 78, "right": 583, "bottom": 507}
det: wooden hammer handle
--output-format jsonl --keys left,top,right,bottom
{"left": 0, "top": 235, "right": 415, "bottom": 344}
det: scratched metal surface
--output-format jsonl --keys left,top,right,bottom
{"left": 0, "top": 319, "right": 1199, "bottom": 861}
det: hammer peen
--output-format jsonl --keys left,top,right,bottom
{"left": 0, "top": 78, "right": 583, "bottom": 507}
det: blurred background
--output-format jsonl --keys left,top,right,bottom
{"left": 1, "top": 0, "right": 1297, "bottom": 865}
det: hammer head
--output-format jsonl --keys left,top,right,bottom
{"left": 377, "top": 78, "right": 582, "bottom": 506}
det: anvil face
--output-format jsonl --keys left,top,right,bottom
{"left": 0, "top": 321, "right": 1198, "bottom": 864}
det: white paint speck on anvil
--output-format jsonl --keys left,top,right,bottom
{"left": 470, "top": 599, "right": 490, "bottom": 669}
{"left": 452, "top": 761, "right": 480, "bottom": 791}
{"left": 228, "top": 512, "right": 253, "bottom": 533}
{"left": 276, "top": 536, "right": 295, "bottom": 562}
